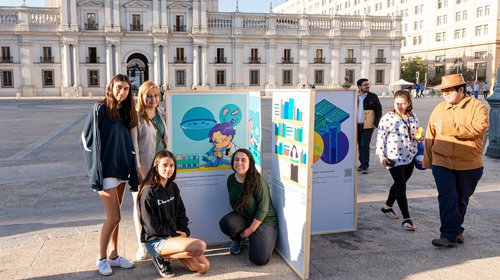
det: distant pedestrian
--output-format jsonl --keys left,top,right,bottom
{"left": 483, "top": 82, "right": 489, "bottom": 99}
{"left": 376, "top": 90, "right": 422, "bottom": 231}
{"left": 356, "top": 78, "right": 382, "bottom": 174}
{"left": 473, "top": 80, "right": 480, "bottom": 98}
{"left": 466, "top": 84, "right": 472, "bottom": 96}
{"left": 81, "top": 74, "right": 139, "bottom": 275}
{"left": 423, "top": 74, "right": 489, "bottom": 247}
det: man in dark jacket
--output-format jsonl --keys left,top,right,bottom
{"left": 356, "top": 78, "right": 382, "bottom": 174}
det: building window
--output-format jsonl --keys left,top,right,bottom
{"left": 1, "top": 70, "right": 13, "bottom": 87}
{"left": 414, "top": 4, "right": 423, "bottom": 15}
{"left": 474, "top": 51, "right": 487, "bottom": 59}
{"left": 474, "top": 62, "right": 486, "bottom": 81}
{"left": 87, "top": 47, "right": 98, "bottom": 63}
{"left": 345, "top": 69, "right": 354, "bottom": 84}
{"left": 175, "top": 48, "right": 185, "bottom": 63}
{"left": 85, "top": 13, "right": 98, "bottom": 30}
{"left": 250, "top": 48, "right": 260, "bottom": 63}
{"left": 41, "top": 47, "right": 53, "bottom": 63}
{"left": 282, "top": 70, "right": 292, "bottom": 85}
{"left": 88, "top": 70, "right": 99, "bottom": 87}
{"left": 443, "top": 15, "right": 447, "bottom": 24}
{"left": 216, "top": 48, "right": 226, "bottom": 63}
{"left": 475, "top": 25, "right": 488, "bottom": 36}
{"left": 131, "top": 14, "right": 142, "bottom": 31}
{"left": 314, "top": 49, "right": 324, "bottom": 63}
{"left": 175, "top": 70, "right": 186, "bottom": 86}
{"left": 283, "top": 49, "right": 292, "bottom": 63}
{"left": 436, "top": 16, "right": 442, "bottom": 25}
{"left": 437, "top": 0, "right": 443, "bottom": 9}
{"left": 376, "top": 49, "right": 386, "bottom": 63}
{"left": 249, "top": 70, "right": 260, "bottom": 86}
{"left": 1, "top": 46, "right": 12, "bottom": 63}
{"left": 435, "top": 32, "right": 446, "bottom": 42}
{"left": 485, "top": 5, "right": 490, "bottom": 16}
{"left": 476, "top": 7, "right": 483, "bottom": 17}
{"left": 346, "top": 49, "right": 355, "bottom": 63}
{"left": 215, "top": 70, "right": 226, "bottom": 86}
{"left": 175, "top": 15, "right": 185, "bottom": 31}
{"left": 435, "top": 55, "right": 444, "bottom": 62}
{"left": 375, "top": 70, "right": 384, "bottom": 85}
{"left": 435, "top": 65, "right": 445, "bottom": 75}
{"left": 314, "top": 70, "right": 324, "bottom": 85}
{"left": 455, "top": 12, "right": 461, "bottom": 22}
{"left": 42, "top": 70, "right": 55, "bottom": 87}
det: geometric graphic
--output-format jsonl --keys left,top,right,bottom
{"left": 180, "top": 107, "right": 217, "bottom": 141}
{"left": 312, "top": 132, "right": 324, "bottom": 163}
{"left": 314, "top": 99, "right": 350, "bottom": 164}
{"left": 219, "top": 104, "right": 242, "bottom": 126}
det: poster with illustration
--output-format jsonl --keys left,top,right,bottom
{"left": 311, "top": 90, "right": 357, "bottom": 234}
{"left": 270, "top": 89, "right": 314, "bottom": 280}
{"left": 167, "top": 92, "right": 249, "bottom": 243}
{"left": 248, "top": 92, "right": 262, "bottom": 171}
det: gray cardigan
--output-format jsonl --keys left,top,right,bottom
{"left": 131, "top": 106, "right": 168, "bottom": 176}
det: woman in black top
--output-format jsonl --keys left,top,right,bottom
{"left": 82, "top": 74, "right": 139, "bottom": 276}
{"left": 139, "top": 151, "right": 210, "bottom": 276}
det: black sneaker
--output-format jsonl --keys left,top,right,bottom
{"left": 152, "top": 257, "right": 175, "bottom": 278}
{"left": 230, "top": 240, "right": 242, "bottom": 255}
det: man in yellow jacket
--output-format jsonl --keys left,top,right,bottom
{"left": 423, "top": 74, "right": 489, "bottom": 247}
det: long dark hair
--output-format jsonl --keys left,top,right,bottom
{"left": 231, "top": 149, "right": 261, "bottom": 212}
{"left": 390, "top": 89, "right": 413, "bottom": 116}
{"left": 138, "top": 150, "right": 177, "bottom": 201}
{"left": 103, "top": 74, "right": 138, "bottom": 128}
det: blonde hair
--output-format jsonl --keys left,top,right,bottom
{"left": 136, "top": 81, "right": 161, "bottom": 124}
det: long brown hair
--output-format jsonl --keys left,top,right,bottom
{"left": 138, "top": 150, "right": 177, "bottom": 201}
{"left": 103, "top": 74, "right": 138, "bottom": 128}
{"left": 231, "top": 149, "right": 261, "bottom": 212}
{"left": 136, "top": 81, "right": 161, "bottom": 125}
{"left": 390, "top": 89, "right": 413, "bottom": 116}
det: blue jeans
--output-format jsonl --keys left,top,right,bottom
{"left": 474, "top": 91, "right": 479, "bottom": 98}
{"left": 219, "top": 211, "right": 277, "bottom": 266}
{"left": 357, "top": 124, "right": 374, "bottom": 169}
{"left": 432, "top": 165, "right": 483, "bottom": 241}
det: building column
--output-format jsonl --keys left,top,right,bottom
{"left": 299, "top": 39, "right": 308, "bottom": 87}
{"left": 104, "top": 0, "right": 111, "bottom": 30}
{"left": 192, "top": 46, "right": 199, "bottom": 88}
{"left": 201, "top": 45, "right": 208, "bottom": 86}
{"left": 199, "top": 0, "right": 208, "bottom": 33}
{"left": 330, "top": 42, "right": 340, "bottom": 87}
{"left": 152, "top": 0, "right": 159, "bottom": 31}
{"left": 61, "top": 43, "right": 71, "bottom": 87}
{"left": 161, "top": 0, "right": 168, "bottom": 30}
{"left": 72, "top": 44, "right": 80, "bottom": 87}
{"left": 154, "top": 44, "right": 161, "bottom": 84}
{"left": 265, "top": 39, "right": 276, "bottom": 88}
{"left": 192, "top": 0, "right": 200, "bottom": 32}
{"left": 114, "top": 44, "right": 121, "bottom": 75}
{"left": 106, "top": 43, "right": 113, "bottom": 84}
{"left": 233, "top": 42, "right": 243, "bottom": 88}
{"left": 69, "top": 0, "right": 78, "bottom": 31}
{"left": 60, "top": 0, "right": 69, "bottom": 29}
{"left": 162, "top": 45, "right": 169, "bottom": 87}
{"left": 390, "top": 42, "right": 400, "bottom": 84}
{"left": 113, "top": 0, "right": 120, "bottom": 29}
{"left": 361, "top": 42, "right": 370, "bottom": 79}
{"left": 19, "top": 39, "right": 35, "bottom": 96}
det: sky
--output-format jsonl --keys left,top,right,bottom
{"left": 3, "top": 0, "right": 287, "bottom": 13}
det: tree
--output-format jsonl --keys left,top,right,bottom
{"left": 400, "top": 57, "right": 426, "bottom": 84}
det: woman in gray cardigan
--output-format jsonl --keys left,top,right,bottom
{"left": 130, "top": 81, "right": 168, "bottom": 260}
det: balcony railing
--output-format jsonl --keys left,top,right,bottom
{"left": 130, "top": 24, "right": 143, "bottom": 31}
{"left": 375, "top": 57, "right": 386, "bottom": 63}
{"left": 40, "top": 56, "right": 54, "bottom": 63}
{"left": 314, "top": 57, "right": 325, "bottom": 63}
{"left": 282, "top": 57, "right": 294, "bottom": 64}
{"left": 249, "top": 57, "right": 261, "bottom": 64}
{"left": 215, "top": 57, "right": 227, "bottom": 63}
{"left": 1, "top": 56, "right": 13, "bottom": 63}
{"left": 174, "top": 25, "right": 186, "bottom": 32}
{"left": 345, "top": 57, "right": 356, "bottom": 64}
{"left": 175, "top": 56, "right": 187, "bottom": 63}
{"left": 84, "top": 22, "right": 98, "bottom": 30}
{"left": 86, "top": 56, "right": 100, "bottom": 64}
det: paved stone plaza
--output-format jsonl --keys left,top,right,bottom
{"left": 0, "top": 96, "right": 499, "bottom": 279}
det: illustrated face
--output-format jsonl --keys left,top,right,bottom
{"left": 394, "top": 97, "right": 409, "bottom": 114}
{"left": 112, "top": 81, "right": 130, "bottom": 104}
{"left": 233, "top": 152, "right": 250, "bottom": 176}
{"left": 143, "top": 90, "right": 160, "bottom": 109}
{"left": 157, "top": 157, "right": 175, "bottom": 180}
{"left": 212, "top": 131, "right": 232, "bottom": 149}
{"left": 442, "top": 87, "right": 463, "bottom": 105}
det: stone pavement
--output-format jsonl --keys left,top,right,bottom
{"left": 0, "top": 96, "right": 499, "bottom": 280}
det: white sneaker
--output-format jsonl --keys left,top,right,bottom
{"left": 136, "top": 246, "right": 147, "bottom": 260}
{"left": 107, "top": 256, "right": 135, "bottom": 269}
{"left": 96, "top": 258, "right": 112, "bottom": 276}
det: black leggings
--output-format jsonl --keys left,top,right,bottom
{"left": 385, "top": 160, "right": 415, "bottom": 219}
{"left": 219, "top": 211, "right": 277, "bottom": 266}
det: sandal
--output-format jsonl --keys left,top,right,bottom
{"left": 402, "top": 219, "right": 416, "bottom": 231}
{"left": 381, "top": 207, "right": 399, "bottom": 219}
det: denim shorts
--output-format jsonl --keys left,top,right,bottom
{"left": 146, "top": 238, "right": 168, "bottom": 257}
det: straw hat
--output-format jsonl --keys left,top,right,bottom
{"left": 440, "top": 74, "right": 466, "bottom": 90}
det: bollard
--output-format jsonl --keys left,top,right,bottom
{"left": 485, "top": 65, "right": 500, "bottom": 158}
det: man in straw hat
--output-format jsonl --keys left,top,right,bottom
{"left": 423, "top": 73, "right": 489, "bottom": 247}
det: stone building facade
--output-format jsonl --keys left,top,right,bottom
{"left": 0, "top": 0, "right": 401, "bottom": 97}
